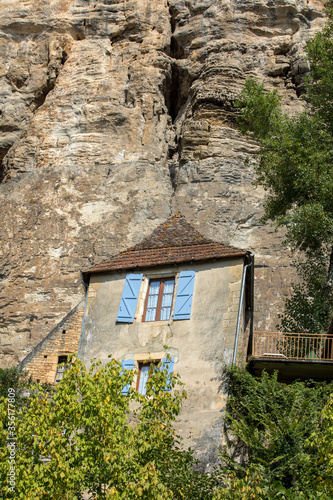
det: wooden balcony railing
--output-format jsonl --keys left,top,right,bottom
{"left": 253, "top": 331, "right": 333, "bottom": 361}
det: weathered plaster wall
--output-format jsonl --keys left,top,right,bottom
{"left": 79, "top": 259, "right": 247, "bottom": 465}
{"left": 0, "top": 0, "right": 328, "bottom": 367}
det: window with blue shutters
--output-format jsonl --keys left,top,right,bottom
{"left": 173, "top": 270, "right": 195, "bottom": 320}
{"left": 135, "top": 358, "right": 175, "bottom": 394}
{"left": 121, "top": 359, "right": 135, "bottom": 395}
{"left": 117, "top": 271, "right": 195, "bottom": 325}
{"left": 116, "top": 273, "right": 143, "bottom": 323}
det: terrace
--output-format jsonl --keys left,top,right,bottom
{"left": 248, "top": 331, "right": 333, "bottom": 382}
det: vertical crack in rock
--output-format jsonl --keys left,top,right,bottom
{"left": 0, "top": 146, "right": 10, "bottom": 183}
{"left": 165, "top": 2, "right": 194, "bottom": 189}
{"left": 168, "top": 6, "right": 176, "bottom": 34}
{"left": 166, "top": 62, "right": 181, "bottom": 123}
{"left": 32, "top": 46, "right": 69, "bottom": 112}
{"left": 165, "top": 1, "right": 191, "bottom": 123}
{"left": 164, "top": 3, "right": 192, "bottom": 193}
{"left": 168, "top": 162, "right": 177, "bottom": 192}
{"left": 170, "top": 36, "right": 185, "bottom": 60}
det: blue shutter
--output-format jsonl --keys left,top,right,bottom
{"left": 121, "top": 359, "right": 135, "bottom": 395}
{"left": 173, "top": 271, "right": 195, "bottom": 320}
{"left": 161, "top": 356, "right": 174, "bottom": 392}
{"left": 116, "top": 273, "right": 143, "bottom": 323}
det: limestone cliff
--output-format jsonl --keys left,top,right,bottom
{"left": 0, "top": 0, "right": 327, "bottom": 367}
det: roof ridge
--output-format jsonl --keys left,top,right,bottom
{"left": 122, "top": 241, "right": 237, "bottom": 253}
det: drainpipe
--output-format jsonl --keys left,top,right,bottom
{"left": 77, "top": 273, "right": 89, "bottom": 360}
{"left": 232, "top": 254, "right": 254, "bottom": 365}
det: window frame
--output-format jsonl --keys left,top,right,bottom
{"left": 136, "top": 360, "right": 158, "bottom": 394}
{"left": 143, "top": 277, "right": 175, "bottom": 322}
{"left": 121, "top": 356, "right": 175, "bottom": 395}
{"left": 55, "top": 355, "right": 70, "bottom": 383}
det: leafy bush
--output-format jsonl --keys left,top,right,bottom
{"left": 0, "top": 366, "right": 33, "bottom": 406}
{"left": 0, "top": 356, "right": 218, "bottom": 500}
{"left": 217, "top": 366, "right": 333, "bottom": 499}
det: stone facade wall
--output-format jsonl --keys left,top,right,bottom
{"left": 19, "top": 301, "right": 85, "bottom": 384}
{"left": 79, "top": 259, "right": 250, "bottom": 468}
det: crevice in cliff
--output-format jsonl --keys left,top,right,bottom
{"left": 168, "top": 2, "right": 185, "bottom": 60}
{"left": 168, "top": 2, "right": 177, "bottom": 34}
{"left": 32, "top": 48, "right": 68, "bottom": 112}
{"left": 170, "top": 36, "right": 185, "bottom": 60}
{"left": 165, "top": 63, "right": 179, "bottom": 123}
{"left": 167, "top": 135, "right": 179, "bottom": 161}
{"left": 168, "top": 162, "right": 177, "bottom": 191}
{"left": 0, "top": 147, "right": 9, "bottom": 183}
{"left": 164, "top": 1, "right": 193, "bottom": 189}
{"left": 164, "top": 2, "right": 189, "bottom": 122}
{"left": 32, "top": 81, "right": 55, "bottom": 110}
{"left": 165, "top": 61, "right": 193, "bottom": 124}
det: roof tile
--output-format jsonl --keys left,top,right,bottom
{"left": 83, "top": 212, "right": 248, "bottom": 274}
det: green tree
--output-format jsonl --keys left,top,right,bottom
{"left": 305, "top": 395, "right": 333, "bottom": 495}
{"left": 0, "top": 356, "right": 218, "bottom": 500}
{"left": 0, "top": 366, "right": 33, "bottom": 408}
{"left": 213, "top": 366, "right": 333, "bottom": 499}
{"left": 236, "top": 10, "right": 333, "bottom": 333}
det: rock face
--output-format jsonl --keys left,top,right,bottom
{"left": 0, "top": 0, "right": 327, "bottom": 367}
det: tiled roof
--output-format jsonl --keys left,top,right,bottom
{"left": 83, "top": 212, "right": 248, "bottom": 274}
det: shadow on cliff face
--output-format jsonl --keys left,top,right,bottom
{"left": 164, "top": 1, "right": 194, "bottom": 124}
{"left": 165, "top": 61, "right": 193, "bottom": 123}
{"left": 0, "top": 146, "right": 9, "bottom": 183}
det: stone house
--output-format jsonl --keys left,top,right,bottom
{"left": 19, "top": 212, "right": 254, "bottom": 465}
{"left": 79, "top": 212, "right": 254, "bottom": 465}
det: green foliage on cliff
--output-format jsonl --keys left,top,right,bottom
{"left": 218, "top": 366, "right": 333, "bottom": 499}
{"left": 0, "top": 356, "right": 218, "bottom": 500}
{"left": 236, "top": 11, "right": 333, "bottom": 334}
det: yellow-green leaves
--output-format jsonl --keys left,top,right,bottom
{"left": 218, "top": 366, "right": 333, "bottom": 499}
{"left": 0, "top": 356, "right": 218, "bottom": 500}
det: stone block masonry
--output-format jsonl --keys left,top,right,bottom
{"left": 18, "top": 301, "right": 85, "bottom": 384}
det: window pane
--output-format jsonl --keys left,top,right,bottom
{"left": 144, "top": 279, "right": 175, "bottom": 322}
{"left": 160, "top": 307, "right": 171, "bottom": 321}
{"left": 149, "top": 281, "right": 160, "bottom": 294}
{"left": 138, "top": 365, "right": 150, "bottom": 395}
{"left": 163, "top": 280, "right": 175, "bottom": 294}
{"left": 161, "top": 293, "right": 173, "bottom": 308}
{"left": 160, "top": 279, "right": 174, "bottom": 319}
{"left": 145, "top": 281, "right": 160, "bottom": 321}
{"left": 145, "top": 308, "right": 156, "bottom": 321}
{"left": 147, "top": 293, "right": 159, "bottom": 309}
